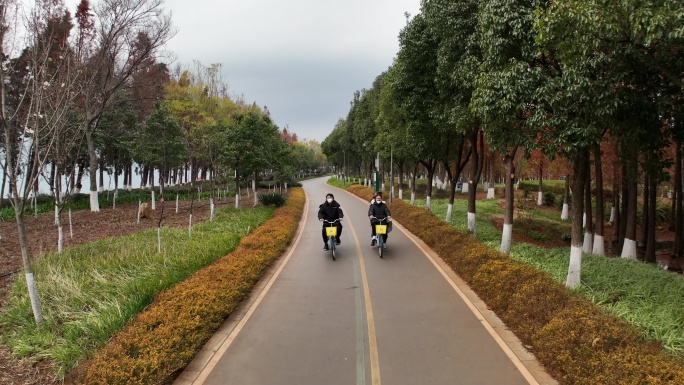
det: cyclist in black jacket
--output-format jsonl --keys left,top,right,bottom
{"left": 318, "top": 193, "right": 344, "bottom": 250}
{"left": 368, "top": 192, "right": 392, "bottom": 246}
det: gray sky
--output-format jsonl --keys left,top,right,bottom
{"left": 158, "top": 0, "right": 421, "bottom": 143}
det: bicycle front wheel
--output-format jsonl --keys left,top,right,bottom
{"left": 377, "top": 236, "right": 383, "bottom": 258}
{"left": 330, "top": 237, "right": 336, "bottom": 260}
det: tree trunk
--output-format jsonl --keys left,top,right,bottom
{"left": 410, "top": 162, "right": 418, "bottom": 205}
{"left": 619, "top": 160, "right": 629, "bottom": 251}
{"left": 593, "top": 145, "right": 605, "bottom": 256}
{"left": 566, "top": 149, "right": 588, "bottom": 288}
{"left": 501, "top": 146, "right": 518, "bottom": 254}
{"left": 621, "top": 149, "right": 638, "bottom": 260}
{"left": 487, "top": 152, "right": 496, "bottom": 199}
{"left": 641, "top": 173, "right": 650, "bottom": 252}
{"left": 561, "top": 175, "right": 570, "bottom": 220}
{"left": 85, "top": 128, "right": 100, "bottom": 211}
{"left": 645, "top": 174, "right": 657, "bottom": 263}
{"left": 673, "top": 140, "right": 683, "bottom": 258}
{"left": 583, "top": 157, "right": 593, "bottom": 254}
{"left": 537, "top": 163, "right": 543, "bottom": 206}
{"left": 422, "top": 159, "right": 437, "bottom": 211}
{"left": 467, "top": 129, "right": 484, "bottom": 235}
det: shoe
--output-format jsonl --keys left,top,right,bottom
{"left": 383, "top": 244, "right": 387, "bottom": 250}
{"left": 336, "top": 238, "right": 341, "bottom": 245}
{"left": 371, "top": 238, "right": 376, "bottom": 246}
{"left": 324, "top": 244, "right": 329, "bottom": 251}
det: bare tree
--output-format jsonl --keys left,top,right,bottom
{"left": 1, "top": 0, "right": 81, "bottom": 322}
{"left": 74, "top": 0, "right": 175, "bottom": 212}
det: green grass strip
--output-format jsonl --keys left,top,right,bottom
{"left": 0, "top": 206, "right": 274, "bottom": 378}
{"left": 415, "top": 196, "right": 684, "bottom": 358}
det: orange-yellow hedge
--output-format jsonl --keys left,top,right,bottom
{"left": 67, "top": 188, "right": 305, "bottom": 385}
{"left": 347, "top": 184, "right": 684, "bottom": 384}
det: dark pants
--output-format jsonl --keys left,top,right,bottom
{"left": 370, "top": 220, "right": 390, "bottom": 242}
{"left": 322, "top": 223, "right": 342, "bottom": 244}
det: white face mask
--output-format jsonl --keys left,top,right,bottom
{"left": 327, "top": 198, "right": 333, "bottom": 203}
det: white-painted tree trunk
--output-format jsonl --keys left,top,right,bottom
{"left": 462, "top": 183, "right": 469, "bottom": 194}
{"left": 54, "top": 203, "right": 59, "bottom": 225}
{"left": 253, "top": 190, "right": 258, "bottom": 207}
{"left": 410, "top": 192, "right": 415, "bottom": 205}
{"left": 137, "top": 200, "right": 141, "bottom": 224}
{"left": 500, "top": 223, "right": 513, "bottom": 254}
{"left": 582, "top": 232, "right": 593, "bottom": 254}
{"left": 235, "top": 193, "right": 240, "bottom": 208}
{"left": 583, "top": 212, "right": 586, "bottom": 228}
{"left": 381, "top": 182, "right": 385, "bottom": 192}
{"left": 446, "top": 203, "right": 453, "bottom": 222}
{"left": 561, "top": 204, "right": 569, "bottom": 220}
{"left": 609, "top": 206, "right": 615, "bottom": 223}
{"left": 210, "top": 199, "right": 215, "bottom": 221}
{"left": 537, "top": 191, "right": 543, "bottom": 206}
{"left": 176, "top": 195, "right": 179, "bottom": 214}
{"left": 565, "top": 245, "right": 583, "bottom": 288}
{"left": 127, "top": 185, "right": 132, "bottom": 191}
{"left": 592, "top": 234, "right": 605, "bottom": 256}
{"left": 90, "top": 191, "right": 100, "bottom": 212}
{"left": 26, "top": 273, "right": 44, "bottom": 322}
{"left": 487, "top": 187, "right": 495, "bottom": 199}
{"left": 621, "top": 238, "right": 637, "bottom": 260}
{"left": 113, "top": 192, "right": 116, "bottom": 210}
{"left": 57, "top": 216, "right": 64, "bottom": 254}
{"left": 98, "top": 186, "right": 103, "bottom": 193}
{"left": 399, "top": 189, "right": 403, "bottom": 200}
{"left": 151, "top": 191, "right": 156, "bottom": 210}
{"left": 468, "top": 212, "right": 476, "bottom": 235}
{"left": 188, "top": 214, "right": 193, "bottom": 236}
{"left": 74, "top": 187, "right": 80, "bottom": 194}
{"left": 426, "top": 196, "right": 432, "bottom": 211}
{"left": 69, "top": 209, "right": 73, "bottom": 239}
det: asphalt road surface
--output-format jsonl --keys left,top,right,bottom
{"left": 175, "top": 177, "right": 557, "bottom": 385}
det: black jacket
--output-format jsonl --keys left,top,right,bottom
{"left": 368, "top": 201, "right": 391, "bottom": 219}
{"left": 318, "top": 200, "right": 344, "bottom": 221}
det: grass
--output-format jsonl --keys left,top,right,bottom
{"left": 0, "top": 206, "right": 274, "bottom": 377}
{"left": 411, "top": 195, "right": 684, "bottom": 359}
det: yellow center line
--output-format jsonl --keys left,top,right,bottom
{"left": 347, "top": 218, "right": 382, "bottom": 385}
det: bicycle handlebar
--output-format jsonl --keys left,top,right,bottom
{"left": 323, "top": 219, "right": 340, "bottom": 225}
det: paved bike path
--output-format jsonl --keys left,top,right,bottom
{"left": 174, "top": 177, "right": 557, "bottom": 385}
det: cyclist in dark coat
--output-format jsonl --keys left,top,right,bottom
{"left": 318, "top": 193, "right": 344, "bottom": 250}
{"left": 368, "top": 192, "right": 392, "bottom": 246}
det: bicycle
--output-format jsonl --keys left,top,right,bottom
{"left": 372, "top": 216, "right": 389, "bottom": 258}
{"left": 323, "top": 219, "right": 340, "bottom": 261}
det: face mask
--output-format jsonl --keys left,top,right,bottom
{"left": 327, "top": 198, "right": 333, "bottom": 203}
{"left": 375, "top": 199, "right": 382, "bottom": 203}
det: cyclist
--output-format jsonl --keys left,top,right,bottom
{"left": 318, "top": 193, "right": 344, "bottom": 250}
{"left": 368, "top": 192, "right": 392, "bottom": 247}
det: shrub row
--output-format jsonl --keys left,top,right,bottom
{"left": 347, "top": 184, "right": 684, "bottom": 384}
{"left": 66, "top": 188, "right": 305, "bottom": 385}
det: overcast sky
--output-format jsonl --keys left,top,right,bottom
{"left": 154, "top": 0, "right": 421, "bottom": 143}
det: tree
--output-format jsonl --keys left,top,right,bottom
{"left": 1, "top": 0, "right": 81, "bottom": 322}
{"left": 75, "top": 0, "right": 174, "bottom": 212}
{"left": 222, "top": 107, "right": 280, "bottom": 208}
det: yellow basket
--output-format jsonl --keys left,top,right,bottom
{"left": 325, "top": 226, "right": 338, "bottom": 237}
{"left": 375, "top": 224, "right": 387, "bottom": 235}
